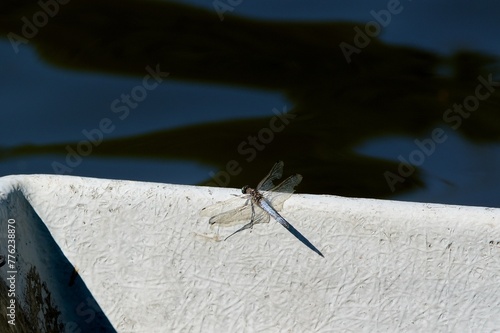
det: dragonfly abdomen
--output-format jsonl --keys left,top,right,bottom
{"left": 258, "top": 198, "right": 291, "bottom": 229}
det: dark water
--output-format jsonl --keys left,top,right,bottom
{"left": 1, "top": 0, "right": 499, "bottom": 207}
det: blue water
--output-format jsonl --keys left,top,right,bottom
{"left": 1, "top": 0, "right": 499, "bottom": 207}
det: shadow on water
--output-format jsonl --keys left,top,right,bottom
{"left": 1, "top": 0, "right": 499, "bottom": 198}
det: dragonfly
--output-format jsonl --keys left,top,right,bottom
{"left": 201, "top": 161, "right": 324, "bottom": 257}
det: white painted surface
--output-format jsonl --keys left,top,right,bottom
{"left": 1, "top": 174, "right": 500, "bottom": 332}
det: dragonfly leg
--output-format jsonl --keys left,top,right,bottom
{"left": 224, "top": 221, "right": 254, "bottom": 240}
{"left": 224, "top": 203, "right": 256, "bottom": 241}
{"left": 250, "top": 201, "right": 256, "bottom": 222}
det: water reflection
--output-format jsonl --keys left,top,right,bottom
{"left": 1, "top": 0, "right": 499, "bottom": 199}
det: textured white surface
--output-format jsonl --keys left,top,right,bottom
{"left": 1, "top": 174, "right": 500, "bottom": 332}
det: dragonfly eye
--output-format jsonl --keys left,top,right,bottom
{"left": 241, "top": 185, "right": 249, "bottom": 194}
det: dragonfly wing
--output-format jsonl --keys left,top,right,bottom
{"left": 253, "top": 207, "right": 271, "bottom": 224}
{"left": 262, "top": 174, "right": 303, "bottom": 210}
{"left": 209, "top": 202, "right": 270, "bottom": 226}
{"left": 270, "top": 174, "right": 302, "bottom": 193}
{"left": 208, "top": 204, "right": 253, "bottom": 226}
{"left": 256, "top": 161, "right": 284, "bottom": 191}
{"left": 200, "top": 195, "right": 247, "bottom": 217}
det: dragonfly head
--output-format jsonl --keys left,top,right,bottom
{"left": 241, "top": 185, "right": 250, "bottom": 194}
